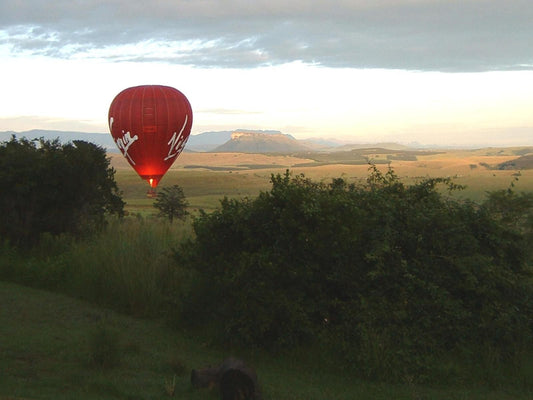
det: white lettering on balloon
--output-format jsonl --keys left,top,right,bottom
{"left": 116, "top": 131, "right": 138, "bottom": 165}
{"left": 165, "top": 114, "right": 189, "bottom": 161}
{"left": 110, "top": 117, "right": 139, "bottom": 165}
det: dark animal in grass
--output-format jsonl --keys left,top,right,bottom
{"left": 220, "top": 368, "right": 257, "bottom": 400}
{"left": 191, "top": 357, "right": 261, "bottom": 399}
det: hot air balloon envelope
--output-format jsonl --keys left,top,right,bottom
{"left": 108, "top": 85, "right": 193, "bottom": 188}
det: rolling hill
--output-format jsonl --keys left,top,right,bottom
{"left": 497, "top": 154, "right": 533, "bottom": 170}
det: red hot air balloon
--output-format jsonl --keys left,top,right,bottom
{"left": 108, "top": 85, "right": 193, "bottom": 188}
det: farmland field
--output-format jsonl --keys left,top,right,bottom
{"left": 110, "top": 147, "right": 533, "bottom": 213}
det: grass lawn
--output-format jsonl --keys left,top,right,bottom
{"left": 1, "top": 281, "right": 531, "bottom": 400}
{"left": 0, "top": 281, "right": 212, "bottom": 400}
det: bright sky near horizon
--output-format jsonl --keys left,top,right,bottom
{"left": 1, "top": 0, "right": 532, "bottom": 146}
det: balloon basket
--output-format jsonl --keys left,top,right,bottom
{"left": 147, "top": 189, "right": 157, "bottom": 198}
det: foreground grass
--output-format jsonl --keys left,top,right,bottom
{"left": 0, "top": 280, "right": 217, "bottom": 400}
{"left": 1, "top": 281, "right": 532, "bottom": 400}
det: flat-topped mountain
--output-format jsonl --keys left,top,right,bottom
{"left": 213, "top": 130, "right": 311, "bottom": 153}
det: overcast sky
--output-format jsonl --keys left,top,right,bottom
{"left": 1, "top": 0, "right": 532, "bottom": 146}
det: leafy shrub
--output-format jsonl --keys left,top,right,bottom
{"left": 178, "top": 166, "right": 533, "bottom": 377}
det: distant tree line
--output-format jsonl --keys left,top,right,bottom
{"left": 0, "top": 137, "right": 124, "bottom": 247}
{"left": 178, "top": 166, "right": 533, "bottom": 380}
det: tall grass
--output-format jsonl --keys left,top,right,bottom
{"left": 0, "top": 216, "right": 193, "bottom": 317}
{"left": 68, "top": 216, "right": 194, "bottom": 316}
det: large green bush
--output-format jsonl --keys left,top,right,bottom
{"left": 179, "top": 167, "right": 533, "bottom": 377}
{"left": 0, "top": 137, "right": 124, "bottom": 246}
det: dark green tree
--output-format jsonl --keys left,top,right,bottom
{"left": 153, "top": 185, "right": 189, "bottom": 222}
{"left": 0, "top": 137, "right": 124, "bottom": 246}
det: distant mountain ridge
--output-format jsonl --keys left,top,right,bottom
{"left": 0, "top": 128, "right": 322, "bottom": 153}
{"left": 186, "top": 129, "right": 291, "bottom": 152}
{"left": 4, "top": 129, "right": 530, "bottom": 159}
{"left": 333, "top": 142, "right": 410, "bottom": 151}
{"left": 185, "top": 131, "right": 232, "bottom": 151}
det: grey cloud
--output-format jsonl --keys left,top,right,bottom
{"left": 1, "top": 0, "right": 532, "bottom": 71}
